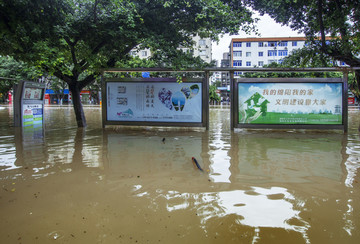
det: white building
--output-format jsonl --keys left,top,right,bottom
{"left": 130, "top": 36, "right": 212, "bottom": 63}
{"left": 180, "top": 35, "right": 212, "bottom": 63}
{"left": 129, "top": 48, "right": 152, "bottom": 59}
{"left": 230, "top": 37, "right": 306, "bottom": 70}
{"left": 210, "top": 71, "right": 221, "bottom": 84}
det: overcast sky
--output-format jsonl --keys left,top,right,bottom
{"left": 212, "top": 12, "right": 304, "bottom": 63}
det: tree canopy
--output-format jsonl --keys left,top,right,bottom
{"left": 246, "top": 0, "right": 360, "bottom": 94}
{"left": 0, "top": 56, "right": 40, "bottom": 102}
{"left": 0, "top": 0, "right": 255, "bottom": 126}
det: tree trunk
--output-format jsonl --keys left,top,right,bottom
{"left": 353, "top": 70, "right": 360, "bottom": 132}
{"left": 69, "top": 85, "right": 87, "bottom": 127}
{"left": 355, "top": 70, "right": 360, "bottom": 96}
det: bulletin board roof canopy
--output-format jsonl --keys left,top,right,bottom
{"left": 102, "top": 67, "right": 360, "bottom": 73}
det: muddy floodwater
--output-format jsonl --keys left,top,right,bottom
{"left": 1, "top": 105, "right": 360, "bottom": 243}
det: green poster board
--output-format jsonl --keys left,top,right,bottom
{"left": 233, "top": 78, "right": 347, "bottom": 131}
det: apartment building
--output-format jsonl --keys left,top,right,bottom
{"left": 220, "top": 52, "right": 231, "bottom": 86}
{"left": 129, "top": 48, "right": 152, "bottom": 59}
{"left": 130, "top": 36, "right": 212, "bottom": 63}
{"left": 230, "top": 37, "right": 306, "bottom": 71}
{"left": 180, "top": 35, "right": 212, "bottom": 63}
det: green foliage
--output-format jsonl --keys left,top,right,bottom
{"left": 247, "top": 0, "right": 360, "bottom": 63}
{"left": 246, "top": 0, "right": 360, "bottom": 96}
{"left": 209, "top": 84, "right": 220, "bottom": 103}
{"left": 0, "top": 0, "right": 255, "bottom": 83}
{"left": 0, "top": 0, "right": 256, "bottom": 126}
{"left": 0, "top": 56, "right": 41, "bottom": 102}
{"left": 49, "top": 78, "right": 67, "bottom": 94}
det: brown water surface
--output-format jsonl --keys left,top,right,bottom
{"left": 0, "top": 105, "right": 360, "bottom": 243}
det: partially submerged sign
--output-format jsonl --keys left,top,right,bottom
{"left": 232, "top": 78, "right": 347, "bottom": 131}
{"left": 102, "top": 78, "right": 208, "bottom": 128}
{"left": 14, "top": 81, "right": 46, "bottom": 127}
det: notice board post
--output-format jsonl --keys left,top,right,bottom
{"left": 230, "top": 71, "right": 235, "bottom": 130}
{"left": 101, "top": 78, "right": 208, "bottom": 129}
{"left": 13, "top": 81, "right": 46, "bottom": 127}
{"left": 232, "top": 78, "right": 347, "bottom": 132}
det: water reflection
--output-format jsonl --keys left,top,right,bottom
{"left": 0, "top": 105, "right": 359, "bottom": 243}
{"left": 208, "top": 108, "right": 232, "bottom": 183}
{"left": 160, "top": 187, "right": 310, "bottom": 242}
{"left": 231, "top": 132, "right": 346, "bottom": 184}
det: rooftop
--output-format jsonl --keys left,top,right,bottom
{"left": 231, "top": 37, "right": 307, "bottom": 42}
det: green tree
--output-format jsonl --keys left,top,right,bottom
{"left": 209, "top": 84, "right": 220, "bottom": 104}
{"left": 0, "top": 0, "right": 255, "bottom": 127}
{"left": 48, "top": 77, "right": 68, "bottom": 104}
{"left": 246, "top": 0, "right": 360, "bottom": 94}
{"left": 0, "top": 56, "right": 40, "bottom": 102}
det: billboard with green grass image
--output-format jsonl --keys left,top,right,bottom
{"left": 238, "top": 82, "right": 343, "bottom": 125}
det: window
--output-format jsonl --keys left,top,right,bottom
{"left": 199, "top": 39, "right": 206, "bottom": 46}
{"left": 246, "top": 52, "right": 251, "bottom": 57}
{"left": 233, "top": 60, "right": 242, "bottom": 66}
{"left": 278, "top": 59, "right": 284, "bottom": 64}
{"left": 233, "top": 51, "right": 242, "bottom": 57}
{"left": 278, "top": 41, "right": 288, "bottom": 47}
{"left": 199, "top": 50, "right": 207, "bottom": 56}
{"left": 246, "top": 61, "right": 251, "bottom": 67}
{"left": 141, "top": 51, "right": 148, "bottom": 56}
{"left": 246, "top": 42, "right": 251, "bottom": 47}
{"left": 258, "top": 61, "right": 264, "bottom": 66}
{"left": 278, "top": 50, "right": 288, "bottom": 56}
{"left": 130, "top": 51, "right": 137, "bottom": 57}
{"left": 258, "top": 42, "right": 264, "bottom": 47}
{"left": 234, "top": 71, "right": 242, "bottom": 76}
{"left": 258, "top": 52, "right": 263, "bottom": 57}
{"left": 233, "top": 42, "right": 242, "bottom": 47}
{"left": 268, "top": 50, "right": 277, "bottom": 56}
{"left": 268, "top": 41, "right": 277, "bottom": 47}
{"left": 292, "top": 41, "right": 297, "bottom": 46}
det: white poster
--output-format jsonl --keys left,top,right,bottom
{"left": 106, "top": 82, "right": 202, "bottom": 123}
{"left": 22, "top": 104, "right": 43, "bottom": 126}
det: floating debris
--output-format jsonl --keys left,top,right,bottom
{"left": 192, "top": 157, "right": 203, "bottom": 172}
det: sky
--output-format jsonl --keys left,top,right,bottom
{"left": 212, "top": 12, "right": 304, "bottom": 64}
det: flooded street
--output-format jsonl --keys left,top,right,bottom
{"left": 1, "top": 105, "right": 360, "bottom": 243}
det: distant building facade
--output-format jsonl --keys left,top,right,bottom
{"left": 130, "top": 48, "right": 152, "bottom": 59}
{"left": 230, "top": 37, "right": 307, "bottom": 73}
{"left": 130, "top": 36, "right": 212, "bottom": 63}
{"left": 220, "top": 52, "right": 231, "bottom": 87}
{"left": 230, "top": 36, "right": 347, "bottom": 77}
{"left": 180, "top": 35, "right": 212, "bottom": 63}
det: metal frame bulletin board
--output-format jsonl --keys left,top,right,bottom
{"left": 13, "top": 80, "right": 46, "bottom": 127}
{"left": 231, "top": 78, "right": 348, "bottom": 131}
{"left": 102, "top": 78, "right": 209, "bottom": 129}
